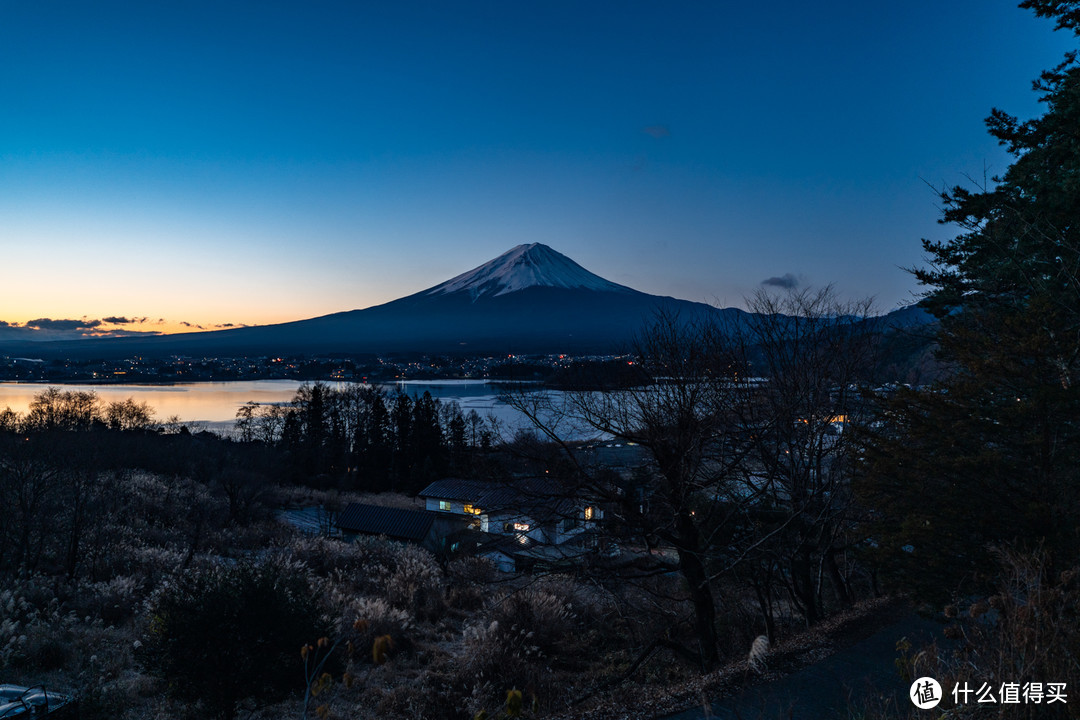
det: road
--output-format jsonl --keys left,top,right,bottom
{"left": 660, "top": 613, "right": 942, "bottom": 720}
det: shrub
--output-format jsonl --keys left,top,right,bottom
{"left": 284, "top": 535, "right": 371, "bottom": 578}
{"left": 383, "top": 547, "right": 445, "bottom": 621}
{"left": 445, "top": 557, "right": 494, "bottom": 611}
{"left": 290, "top": 535, "right": 447, "bottom": 621}
{"left": 72, "top": 575, "right": 143, "bottom": 626}
{"left": 301, "top": 535, "right": 447, "bottom": 619}
{"left": 140, "top": 557, "right": 329, "bottom": 719}
{"left": 453, "top": 586, "right": 576, "bottom": 707}
{"left": 447, "top": 556, "right": 496, "bottom": 585}
{"left": 0, "top": 583, "right": 80, "bottom": 673}
{"left": 461, "top": 618, "right": 539, "bottom": 689}
{"left": 892, "top": 551, "right": 1079, "bottom": 720}
{"left": 490, "top": 586, "right": 575, "bottom": 653}
{"left": 333, "top": 595, "right": 414, "bottom": 664}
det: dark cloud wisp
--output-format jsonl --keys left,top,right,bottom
{"left": 102, "top": 316, "right": 150, "bottom": 325}
{"left": 761, "top": 273, "right": 800, "bottom": 290}
{"left": 24, "top": 318, "right": 103, "bottom": 331}
{"left": 0, "top": 316, "right": 164, "bottom": 340}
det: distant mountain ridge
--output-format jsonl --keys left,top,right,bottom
{"left": 0, "top": 244, "right": 930, "bottom": 359}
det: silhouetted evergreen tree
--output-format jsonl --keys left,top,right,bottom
{"left": 857, "top": 2, "right": 1080, "bottom": 601}
{"left": 352, "top": 385, "right": 393, "bottom": 490}
{"left": 389, "top": 391, "right": 413, "bottom": 491}
{"left": 442, "top": 400, "right": 468, "bottom": 471}
{"left": 407, "top": 391, "right": 445, "bottom": 490}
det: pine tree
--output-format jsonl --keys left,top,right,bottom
{"left": 858, "top": 1, "right": 1080, "bottom": 600}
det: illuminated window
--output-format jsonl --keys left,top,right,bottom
{"left": 463, "top": 503, "right": 481, "bottom": 515}
{"left": 439, "top": 500, "right": 451, "bottom": 512}
{"left": 584, "top": 506, "right": 595, "bottom": 521}
{"left": 513, "top": 522, "right": 530, "bottom": 532}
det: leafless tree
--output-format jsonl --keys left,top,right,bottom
{"left": 0, "top": 434, "right": 62, "bottom": 574}
{"left": 105, "top": 397, "right": 155, "bottom": 431}
{"left": 25, "top": 387, "right": 101, "bottom": 431}
{"left": 731, "top": 287, "right": 880, "bottom": 631}
{"left": 506, "top": 312, "right": 763, "bottom": 670}
{"left": 235, "top": 400, "right": 289, "bottom": 444}
{"left": 506, "top": 290, "right": 881, "bottom": 667}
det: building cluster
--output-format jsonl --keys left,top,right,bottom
{"left": 335, "top": 476, "right": 608, "bottom": 573}
{"left": 0, "top": 352, "right": 630, "bottom": 384}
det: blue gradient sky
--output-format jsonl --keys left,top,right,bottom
{"left": 0, "top": 1, "right": 1074, "bottom": 335}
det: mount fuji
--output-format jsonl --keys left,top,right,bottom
{"left": 425, "top": 243, "right": 636, "bottom": 299}
{"left": 8, "top": 244, "right": 738, "bottom": 358}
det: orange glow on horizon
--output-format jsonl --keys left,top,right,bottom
{"left": 0, "top": 312, "right": 321, "bottom": 338}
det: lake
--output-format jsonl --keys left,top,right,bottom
{"left": 0, "top": 379, "right": 577, "bottom": 437}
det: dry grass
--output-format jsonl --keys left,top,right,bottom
{"left": 3, "top": 468, "right": 923, "bottom": 720}
{"left": 884, "top": 551, "right": 1079, "bottom": 720}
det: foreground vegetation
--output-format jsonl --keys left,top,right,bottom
{"left": 0, "top": 371, "right": 894, "bottom": 720}
{"left": 0, "top": 439, "right": 823, "bottom": 719}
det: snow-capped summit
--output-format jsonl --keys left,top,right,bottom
{"left": 16, "top": 243, "right": 739, "bottom": 358}
{"left": 5, "top": 242, "right": 929, "bottom": 360}
{"left": 425, "top": 243, "right": 633, "bottom": 300}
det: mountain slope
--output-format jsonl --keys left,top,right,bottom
{"left": 1, "top": 244, "right": 934, "bottom": 360}
{"left": 8, "top": 245, "right": 732, "bottom": 358}
{"left": 425, "top": 243, "right": 635, "bottom": 299}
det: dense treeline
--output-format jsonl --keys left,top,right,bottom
{"left": 0, "top": 412, "right": 284, "bottom": 580}
{"left": 0, "top": 381, "right": 500, "bottom": 580}
{"left": 236, "top": 382, "right": 496, "bottom": 492}
{"left": 0, "top": 386, "right": 156, "bottom": 434}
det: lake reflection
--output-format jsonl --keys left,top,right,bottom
{"left": 0, "top": 380, "right": 575, "bottom": 437}
{"left": 0, "top": 380, "right": 309, "bottom": 425}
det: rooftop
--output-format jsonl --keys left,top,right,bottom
{"left": 336, "top": 503, "right": 435, "bottom": 542}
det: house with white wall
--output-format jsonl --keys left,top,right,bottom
{"left": 418, "top": 477, "right": 602, "bottom": 566}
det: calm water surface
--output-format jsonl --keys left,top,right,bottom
{"left": 0, "top": 380, "right": 564, "bottom": 436}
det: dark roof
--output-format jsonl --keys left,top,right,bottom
{"left": 419, "top": 477, "right": 584, "bottom": 519}
{"left": 336, "top": 503, "right": 435, "bottom": 542}
{"left": 417, "top": 478, "right": 494, "bottom": 502}
{"left": 278, "top": 507, "right": 338, "bottom": 536}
